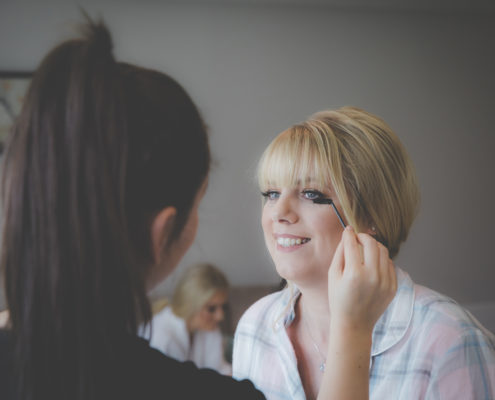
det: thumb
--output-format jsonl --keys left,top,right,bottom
{"left": 343, "top": 226, "right": 361, "bottom": 274}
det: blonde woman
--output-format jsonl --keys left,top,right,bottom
{"left": 148, "top": 263, "right": 232, "bottom": 374}
{"left": 233, "top": 107, "right": 495, "bottom": 399}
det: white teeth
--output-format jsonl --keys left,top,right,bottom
{"left": 277, "top": 237, "right": 309, "bottom": 248}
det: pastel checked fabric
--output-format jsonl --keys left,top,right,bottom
{"left": 233, "top": 268, "right": 495, "bottom": 400}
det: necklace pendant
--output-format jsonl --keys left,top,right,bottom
{"left": 319, "top": 362, "right": 326, "bottom": 372}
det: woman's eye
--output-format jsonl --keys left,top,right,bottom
{"left": 261, "top": 191, "right": 280, "bottom": 200}
{"left": 302, "top": 190, "right": 324, "bottom": 200}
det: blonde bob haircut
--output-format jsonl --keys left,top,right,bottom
{"left": 171, "top": 263, "right": 229, "bottom": 321}
{"left": 258, "top": 106, "right": 420, "bottom": 259}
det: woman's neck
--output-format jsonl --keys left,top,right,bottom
{"left": 185, "top": 319, "right": 195, "bottom": 335}
{"left": 185, "top": 321, "right": 196, "bottom": 348}
{"left": 297, "top": 284, "right": 331, "bottom": 342}
{"left": 288, "top": 284, "right": 331, "bottom": 400}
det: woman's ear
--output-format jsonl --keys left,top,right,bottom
{"left": 151, "top": 206, "right": 177, "bottom": 264}
{"left": 365, "top": 226, "right": 377, "bottom": 236}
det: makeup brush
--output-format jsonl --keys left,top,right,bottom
{"left": 312, "top": 198, "right": 346, "bottom": 228}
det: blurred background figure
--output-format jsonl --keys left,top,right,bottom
{"left": 149, "top": 263, "right": 232, "bottom": 375}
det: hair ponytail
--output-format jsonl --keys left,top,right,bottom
{"left": 1, "top": 16, "right": 211, "bottom": 399}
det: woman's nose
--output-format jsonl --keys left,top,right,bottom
{"left": 271, "top": 195, "right": 297, "bottom": 224}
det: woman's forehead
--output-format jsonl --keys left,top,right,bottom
{"left": 260, "top": 155, "right": 331, "bottom": 187}
{"left": 263, "top": 176, "right": 324, "bottom": 187}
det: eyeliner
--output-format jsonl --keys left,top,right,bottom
{"left": 312, "top": 198, "right": 346, "bottom": 228}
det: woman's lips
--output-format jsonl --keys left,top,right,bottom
{"left": 275, "top": 234, "right": 311, "bottom": 250}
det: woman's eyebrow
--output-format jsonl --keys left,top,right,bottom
{"left": 297, "top": 178, "right": 331, "bottom": 189}
{"left": 296, "top": 178, "right": 317, "bottom": 185}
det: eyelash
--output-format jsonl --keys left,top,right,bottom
{"left": 261, "top": 189, "right": 325, "bottom": 201}
{"left": 302, "top": 189, "right": 325, "bottom": 200}
{"left": 261, "top": 190, "right": 279, "bottom": 200}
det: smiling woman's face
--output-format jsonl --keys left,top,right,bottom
{"left": 261, "top": 181, "right": 345, "bottom": 287}
{"left": 188, "top": 290, "right": 228, "bottom": 332}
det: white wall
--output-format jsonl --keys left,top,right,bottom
{"left": 0, "top": 1, "right": 494, "bottom": 309}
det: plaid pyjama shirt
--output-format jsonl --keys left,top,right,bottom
{"left": 233, "top": 268, "right": 495, "bottom": 400}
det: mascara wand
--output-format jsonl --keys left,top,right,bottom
{"left": 312, "top": 198, "right": 346, "bottom": 229}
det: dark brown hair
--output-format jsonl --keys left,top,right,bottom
{"left": 1, "top": 18, "right": 209, "bottom": 400}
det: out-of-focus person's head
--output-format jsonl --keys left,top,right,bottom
{"left": 1, "top": 16, "right": 209, "bottom": 400}
{"left": 171, "top": 263, "right": 229, "bottom": 331}
{"left": 257, "top": 106, "right": 419, "bottom": 259}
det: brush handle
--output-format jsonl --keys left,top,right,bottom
{"left": 312, "top": 198, "right": 347, "bottom": 228}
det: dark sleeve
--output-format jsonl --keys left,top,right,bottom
{"left": 119, "top": 337, "right": 266, "bottom": 400}
{"left": 164, "top": 359, "right": 266, "bottom": 399}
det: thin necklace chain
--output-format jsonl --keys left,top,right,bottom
{"left": 300, "top": 303, "right": 327, "bottom": 373}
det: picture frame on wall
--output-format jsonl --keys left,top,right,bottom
{"left": 0, "top": 71, "right": 32, "bottom": 154}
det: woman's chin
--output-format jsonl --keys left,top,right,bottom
{"left": 199, "top": 324, "right": 218, "bottom": 332}
{"left": 275, "top": 263, "right": 327, "bottom": 288}
{"left": 275, "top": 264, "right": 306, "bottom": 284}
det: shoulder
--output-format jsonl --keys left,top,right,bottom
{"left": 390, "top": 267, "right": 492, "bottom": 338}
{"left": 412, "top": 283, "right": 495, "bottom": 346}
{"left": 149, "top": 306, "right": 185, "bottom": 340}
{"left": 375, "top": 268, "right": 495, "bottom": 357}
{"left": 151, "top": 306, "right": 181, "bottom": 329}
{"left": 410, "top": 288, "right": 495, "bottom": 395}
{"left": 147, "top": 306, "right": 189, "bottom": 358}
{"left": 120, "top": 336, "right": 265, "bottom": 399}
{"left": 413, "top": 283, "right": 489, "bottom": 331}
{"left": 392, "top": 270, "right": 495, "bottom": 357}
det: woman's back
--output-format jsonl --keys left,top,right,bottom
{"left": 0, "top": 18, "right": 265, "bottom": 400}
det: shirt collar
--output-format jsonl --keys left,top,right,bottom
{"left": 272, "top": 268, "right": 414, "bottom": 357}
{"left": 371, "top": 267, "right": 415, "bottom": 356}
{"left": 270, "top": 285, "right": 300, "bottom": 331}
